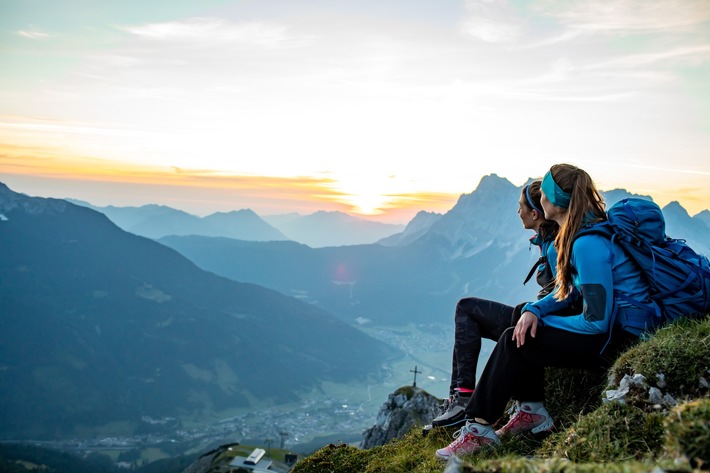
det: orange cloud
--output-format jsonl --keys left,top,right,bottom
{"left": 0, "top": 143, "right": 456, "bottom": 222}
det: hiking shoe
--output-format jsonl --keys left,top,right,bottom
{"left": 437, "top": 395, "right": 453, "bottom": 417}
{"left": 424, "top": 395, "right": 452, "bottom": 435}
{"left": 435, "top": 421, "right": 500, "bottom": 459}
{"left": 431, "top": 391, "right": 471, "bottom": 428}
{"left": 495, "top": 401, "right": 554, "bottom": 437}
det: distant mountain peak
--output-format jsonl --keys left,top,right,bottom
{"left": 207, "top": 208, "right": 261, "bottom": 220}
{"left": 452, "top": 174, "right": 516, "bottom": 207}
{"left": 475, "top": 173, "right": 516, "bottom": 193}
{"left": 312, "top": 210, "right": 344, "bottom": 215}
{"left": 211, "top": 209, "right": 256, "bottom": 216}
{"left": 663, "top": 201, "right": 690, "bottom": 218}
{"left": 308, "top": 210, "right": 351, "bottom": 220}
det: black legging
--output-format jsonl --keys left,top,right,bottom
{"left": 464, "top": 324, "right": 637, "bottom": 423}
{"left": 448, "top": 298, "right": 525, "bottom": 395}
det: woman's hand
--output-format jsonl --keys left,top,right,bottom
{"left": 513, "top": 311, "right": 538, "bottom": 348}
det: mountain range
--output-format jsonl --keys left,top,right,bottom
{"left": 0, "top": 183, "right": 398, "bottom": 440}
{"left": 71, "top": 200, "right": 405, "bottom": 248}
{"left": 159, "top": 175, "right": 710, "bottom": 327}
{"left": 159, "top": 175, "right": 550, "bottom": 326}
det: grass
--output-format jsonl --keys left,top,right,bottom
{"left": 610, "top": 317, "right": 710, "bottom": 405}
{"left": 291, "top": 316, "right": 710, "bottom": 473}
{"left": 665, "top": 399, "right": 710, "bottom": 470}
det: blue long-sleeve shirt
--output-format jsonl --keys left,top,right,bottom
{"left": 522, "top": 233, "right": 654, "bottom": 336}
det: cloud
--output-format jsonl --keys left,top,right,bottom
{"left": 0, "top": 117, "right": 144, "bottom": 137}
{"left": 17, "top": 30, "right": 50, "bottom": 39}
{"left": 460, "top": 18, "right": 521, "bottom": 43}
{"left": 582, "top": 44, "right": 710, "bottom": 70}
{"left": 518, "top": 30, "right": 584, "bottom": 49}
{"left": 533, "top": 0, "right": 710, "bottom": 34}
{"left": 461, "top": 0, "right": 522, "bottom": 43}
{"left": 120, "top": 17, "right": 313, "bottom": 49}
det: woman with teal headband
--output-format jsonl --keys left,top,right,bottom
{"left": 437, "top": 163, "right": 656, "bottom": 460}
{"left": 540, "top": 170, "right": 571, "bottom": 209}
{"left": 427, "top": 180, "right": 559, "bottom": 431}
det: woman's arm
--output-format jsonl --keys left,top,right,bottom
{"left": 521, "top": 287, "right": 573, "bottom": 318}
{"left": 541, "top": 235, "right": 614, "bottom": 334}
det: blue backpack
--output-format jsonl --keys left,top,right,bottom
{"left": 578, "top": 198, "right": 710, "bottom": 329}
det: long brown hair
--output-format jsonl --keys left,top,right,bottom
{"left": 522, "top": 180, "right": 559, "bottom": 239}
{"left": 550, "top": 164, "right": 606, "bottom": 300}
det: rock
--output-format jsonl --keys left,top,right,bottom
{"left": 649, "top": 387, "right": 664, "bottom": 404}
{"left": 663, "top": 393, "right": 677, "bottom": 407}
{"left": 604, "top": 373, "right": 648, "bottom": 404}
{"left": 360, "top": 386, "right": 440, "bottom": 449}
{"left": 656, "top": 373, "right": 667, "bottom": 389}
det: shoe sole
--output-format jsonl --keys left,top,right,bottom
{"left": 435, "top": 450, "right": 453, "bottom": 460}
{"left": 431, "top": 415, "right": 467, "bottom": 428}
{"left": 531, "top": 417, "right": 554, "bottom": 434}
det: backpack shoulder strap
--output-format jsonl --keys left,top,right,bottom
{"left": 523, "top": 256, "right": 545, "bottom": 286}
{"left": 574, "top": 221, "right": 614, "bottom": 241}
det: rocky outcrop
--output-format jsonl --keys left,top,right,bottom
{"left": 361, "top": 386, "right": 440, "bottom": 449}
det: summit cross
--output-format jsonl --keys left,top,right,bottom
{"left": 410, "top": 365, "right": 422, "bottom": 388}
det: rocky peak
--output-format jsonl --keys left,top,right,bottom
{"left": 360, "top": 386, "right": 440, "bottom": 449}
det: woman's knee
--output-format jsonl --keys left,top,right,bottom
{"left": 455, "top": 297, "right": 481, "bottom": 316}
{"left": 496, "top": 327, "right": 526, "bottom": 354}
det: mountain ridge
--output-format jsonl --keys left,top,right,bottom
{"left": 263, "top": 210, "right": 405, "bottom": 248}
{"left": 69, "top": 200, "right": 289, "bottom": 242}
{"left": 71, "top": 200, "right": 405, "bottom": 247}
{"left": 0, "top": 182, "right": 399, "bottom": 439}
{"left": 158, "top": 174, "right": 710, "bottom": 328}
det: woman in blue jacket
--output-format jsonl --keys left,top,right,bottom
{"left": 430, "top": 180, "right": 559, "bottom": 429}
{"left": 436, "top": 163, "right": 656, "bottom": 459}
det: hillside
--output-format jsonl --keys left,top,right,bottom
{"left": 0, "top": 182, "right": 399, "bottom": 439}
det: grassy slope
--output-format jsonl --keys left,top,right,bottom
{"left": 292, "top": 317, "right": 710, "bottom": 473}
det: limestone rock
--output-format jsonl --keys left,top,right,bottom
{"left": 361, "top": 386, "right": 440, "bottom": 449}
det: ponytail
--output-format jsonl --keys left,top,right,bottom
{"left": 549, "top": 164, "right": 606, "bottom": 300}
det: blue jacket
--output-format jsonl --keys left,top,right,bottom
{"left": 522, "top": 232, "right": 656, "bottom": 337}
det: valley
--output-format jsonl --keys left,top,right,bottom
{"left": 7, "top": 323, "right": 493, "bottom": 465}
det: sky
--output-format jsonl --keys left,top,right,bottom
{"left": 1, "top": 0, "right": 709, "bottom": 223}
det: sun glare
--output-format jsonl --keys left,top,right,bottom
{"left": 328, "top": 174, "right": 404, "bottom": 216}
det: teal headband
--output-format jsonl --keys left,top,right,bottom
{"left": 541, "top": 170, "right": 571, "bottom": 209}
